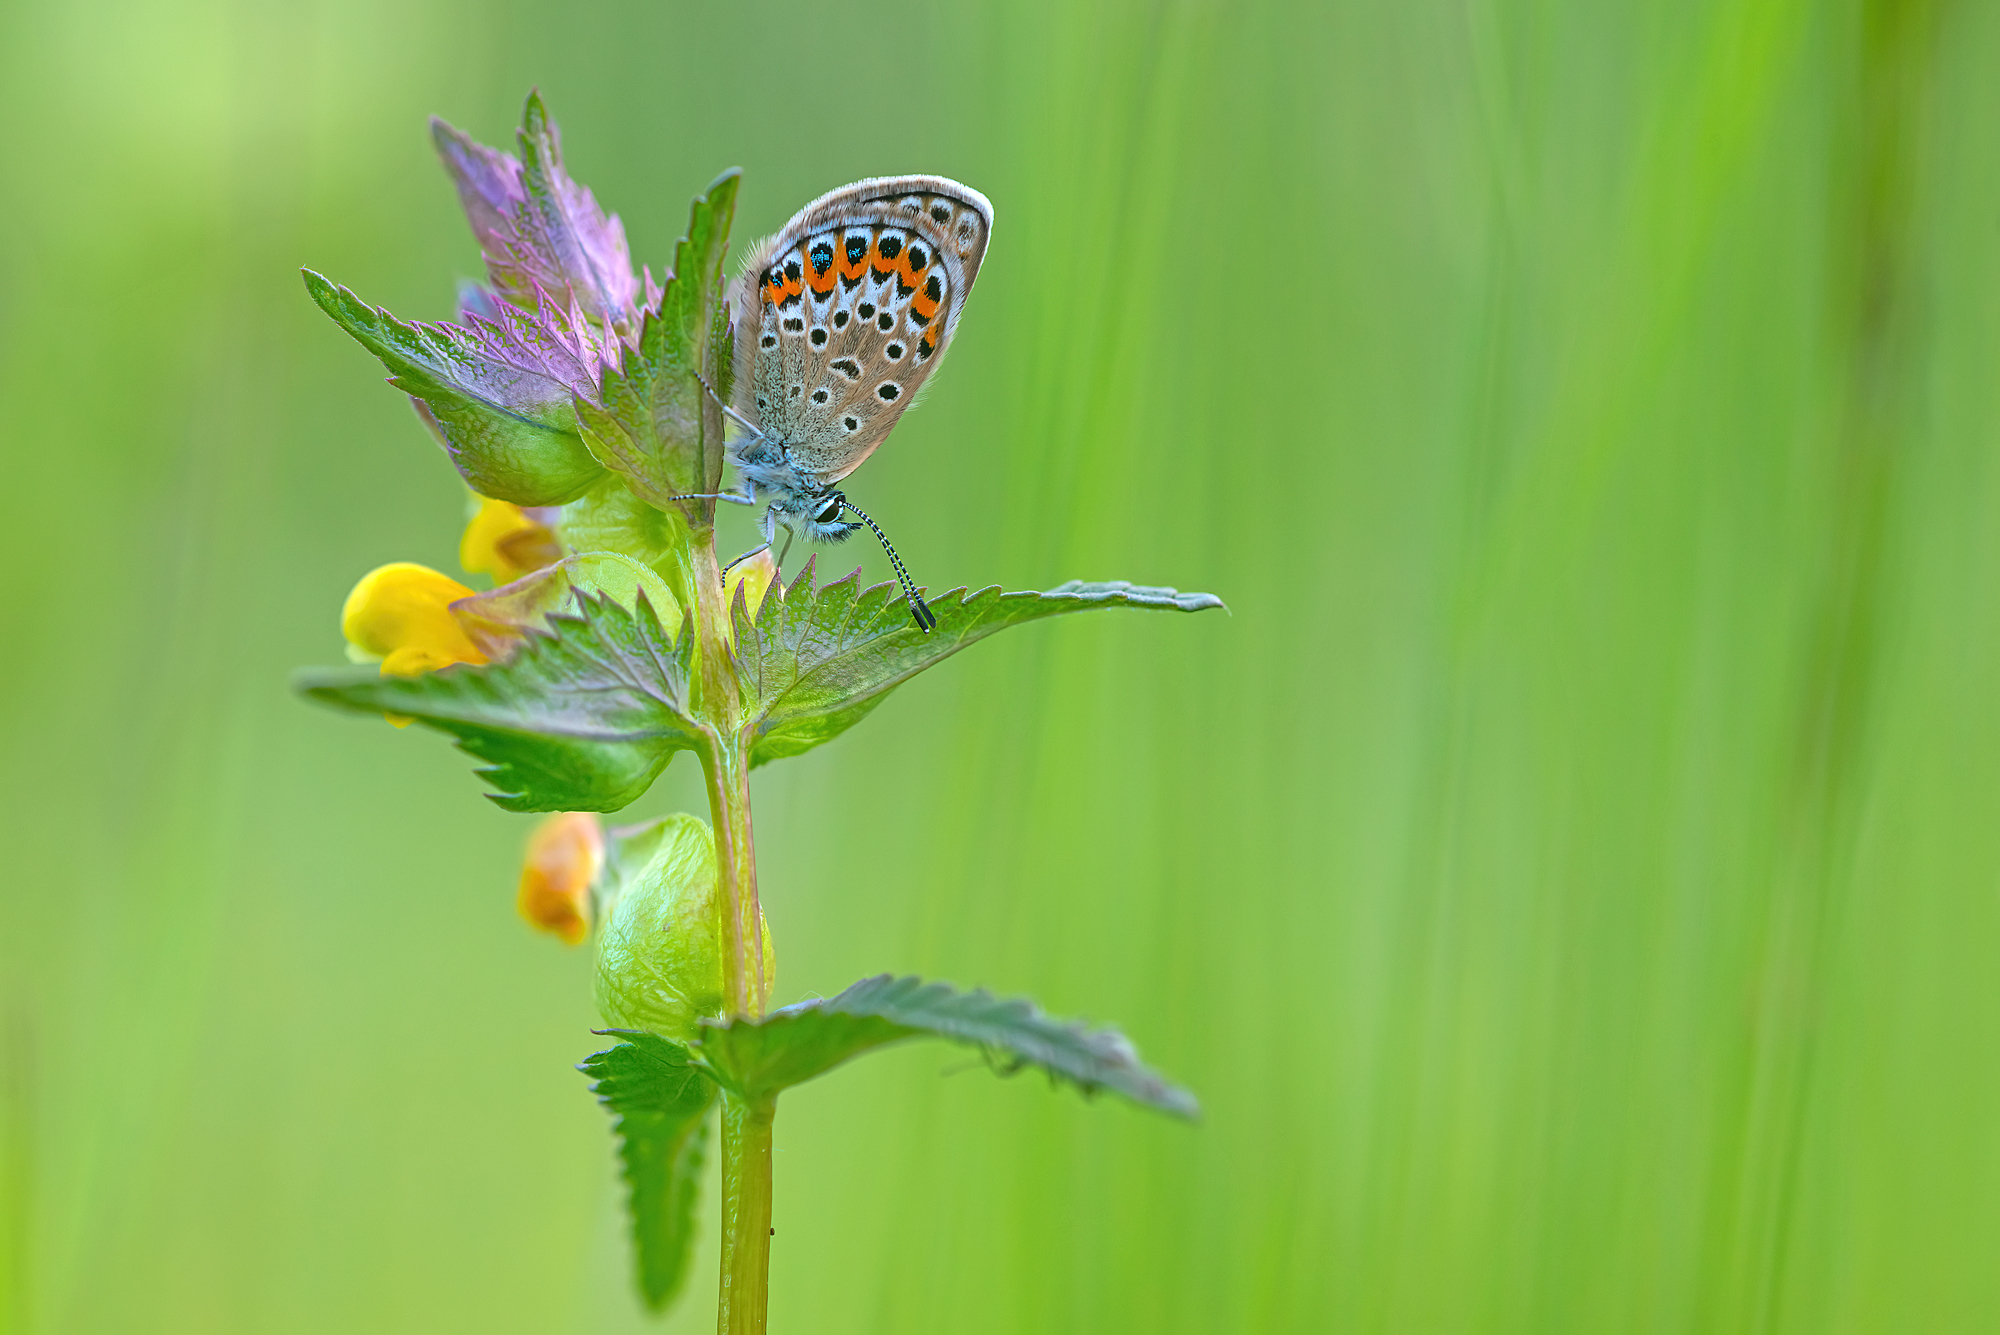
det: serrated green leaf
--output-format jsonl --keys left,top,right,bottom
{"left": 574, "top": 171, "right": 740, "bottom": 511}
{"left": 580, "top": 1032, "right": 717, "bottom": 1313}
{"left": 294, "top": 592, "right": 701, "bottom": 812}
{"left": 515, "top": 92, "right": 641, "bottom": 328}
{"left": 301, "top": 268, "right": 607, "bottom": 505}
{"left": 695, "top": 975, "right": 1199, "bottom": 1119}
{"left": 735, "top": 560, "right": 1227, "bottom": 766}
{"left": 432, "top": 96, "right": 640, "bottom": 327}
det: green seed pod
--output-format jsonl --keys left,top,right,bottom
{"left": 594, "top": 814, "right": 776, "bottom": 1042}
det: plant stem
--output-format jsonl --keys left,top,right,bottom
{"left": 716, "top": 1091, "right": 776, "bottom": 1335}
{"left": 700, "top": 735, "right": 767, "bottom": 1018}
{"left": 688, "top": 538, "right": 768, "bottom": 1021}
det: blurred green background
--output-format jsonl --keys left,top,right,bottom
{"left": 6, "top": 0, "right": 2000, "bottom": 1330}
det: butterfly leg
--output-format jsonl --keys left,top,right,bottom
{"left": 721, "top": 541, "right": 772, "bottom": 575}
{"left": 666, "top": 489, "right": 757, "bottom": 506}
{"left": 694, "top": 372, "right": 767, "bottom": 438}
{"left": 718, "top": 510, "right": 791, "bottom": 576}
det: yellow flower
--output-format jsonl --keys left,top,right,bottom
{"left": 518, "top": 812, "right": 604, "bottom": 945}
{"left": 341, "top": 562, "right": 488, "bottom": 726}
{"left": 461, "top": 496, "right": 562, "bottom": 585}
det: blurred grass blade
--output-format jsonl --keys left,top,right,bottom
{"left": 580, "top": 1032, "right": 717, "bottom": 1313}
{"left": 695, "top": 974, "right": 1199, "bottom": 1118}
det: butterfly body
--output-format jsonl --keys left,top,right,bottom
{"left": 728, "top": 175, "right": 993, "bottom": 547}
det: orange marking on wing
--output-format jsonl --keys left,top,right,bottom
{"left": 763, "top": 273, "right": 784, "bottom": 305}
{"left": 836, "top": 232, "right": 869, "bottom": 282}
{"left": 921, "top": 325, "right": 940, "bottom": 353}
{"left": 872, "top": 233, "right": 910, "bottom": 280}
{"left": 894, "top": 248, "right": 923, "bottom": 288}
{"left": 805, "top": 242, "right": 836, "bottom": 295}
{"left": 911, "top": 280, "right": 941, "bottom": 322}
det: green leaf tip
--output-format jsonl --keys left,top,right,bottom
{"left": 737, "top": 559, "right": 1228, "bottom": 766}
{"left": 293, "top": 589, "right": 700, "bottom": 812}
{"left": 573, "top": 169, "right": 741, "bottom": 510}
{"left": 694, "top": 974, "right": 1200, "bottom": 1120}
{"left": 580, "top": 1031, "right": 716, "bottom": 1312}
{"left": 298, "top": 266, "right": 609, "bottom": 505}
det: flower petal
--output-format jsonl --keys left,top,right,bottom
{"left": 341, "top": 562, "right": 489, "bottom": 666}
{"left": 518, "top": 811, "right": 604, "bottom": 945}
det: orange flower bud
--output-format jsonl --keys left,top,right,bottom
{"left": 517, "top": 812, "right": 605, "bottom": 945}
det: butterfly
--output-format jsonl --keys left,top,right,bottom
{"left": 707, "top": 175, "right": 994, "bottom": 631}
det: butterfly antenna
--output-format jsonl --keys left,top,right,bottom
{"left": 836, "top": 500, "right": 937, "bottom": 633}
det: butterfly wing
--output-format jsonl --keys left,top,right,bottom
{"left": 732, "top": 176, "right": 992, "bottom": 487}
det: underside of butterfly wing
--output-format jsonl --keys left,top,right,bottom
{"left": 732, "top": 176, "right": 992, "bottom": 493}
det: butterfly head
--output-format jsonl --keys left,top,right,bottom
{"left": 801, "top": 491, "right": 861, "bottom": 543}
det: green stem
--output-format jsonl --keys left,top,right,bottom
{"left": 686, "top": 346, "right": 774, "bottom": 1323}
{"left": 688, "top": 538, "right": 767, "bottom": 1021}
{"left": 716, "top": 1091, "right": 775, "bottom": 1335}
{"left": 699, "top": 735, "right": 766, "bottom": 1018}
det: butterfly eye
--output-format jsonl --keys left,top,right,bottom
{"left": 815, "top": 495, "right": 844, "bottom": 524}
